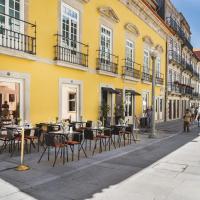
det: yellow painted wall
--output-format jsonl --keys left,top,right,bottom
{"left": 0, "top": 0, "right": 167, "bottom": 124}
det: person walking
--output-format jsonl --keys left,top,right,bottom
{"left": 183, "top": 109, "right": 191, "bottom": 132}
{"left": 146, "top": 107, "right": 152, "bottom": 129}
{"left": 197, "top": 107, "right": 200, "bottom": 127}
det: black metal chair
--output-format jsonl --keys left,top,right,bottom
{"left": 38, "top": 133, "right": 66, "bottom": 167}
{"left": 65, "top": 132, "right": 87, "bottom": 161}
{"left": 25, "top": 128, "right": 42, "bottom": 153}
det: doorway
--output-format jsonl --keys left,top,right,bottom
{"left": 0, "top": 77, "right": 24, "bottom": 123}
{"left": 61, "top": 83, "right": 80, "bottom": 122}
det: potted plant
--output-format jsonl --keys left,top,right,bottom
{"left": 100, "top": 104, "right": 110, "bottom": 127}
{"left": 114, "top": 103, "right": 125, "bottom": 124}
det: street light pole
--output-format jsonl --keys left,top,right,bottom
{"left": 149, "top": 49, "right": 158, "bottom": 138}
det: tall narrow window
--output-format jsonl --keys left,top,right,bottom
{"left": 156, "top": 57, "right": 161, "bottom": 78}
{"left": 125, "top": 40, "right": 134, "bottom": 68}
{"left": 0, "top": 0, "right": 22, "bottom": 32}
{"left": 143, "top": 49, "right": 149, "bottom": 72}
{"left": 61, "top": 3, "right": 79, "bottom": 50}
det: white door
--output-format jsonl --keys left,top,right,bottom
{"left": 155, "top": 97, "right": 163, "bottom": 121}
{"left": 125, "top": 40, "right": 134, "bottom": 68}
{"left": 125, "top": 93, "right": 133, "bottom": 123}
{"left": 61, "top": 84, "right": 80, "bottom": 122}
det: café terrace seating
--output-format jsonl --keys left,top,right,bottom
{"left": 0, "top": 119, "right": 140, "bottom": 167}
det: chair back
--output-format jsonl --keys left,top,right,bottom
{"left": 44, "top": 133, "right": 56, "bottom": 147}
{"left": 111, "top": 126, "right": 121, "bottom": 135}
{"left": 47, "top": 124, "right": 60, "bottom": 132}
{"left": 86, "top": 121, "right": 92, "bottom": 128}
{"left": 84, "top": 129, "right": 94, "bottom": 140}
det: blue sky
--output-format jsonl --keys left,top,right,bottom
{"left": 171, "top": 0, "right": 200, "bottom": 48}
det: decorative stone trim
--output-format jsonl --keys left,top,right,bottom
{"left": 0, "top": 47, "right": 37, "bottom": 61}
{"left": 55, "top": 61, "right": 88, "bottom": 71}
{"left": 142, "top": 35, "right": 154, "bottom": 46}
{"left": 97, "top": 70, "right": 119, "bottom": 78}
{"left": 155, "top": 44, "right": 164, "bottom": 54}
{"left": 98, "top": 6, "right": 120, "bottom": 23}
{"left": 123, "top": 75, "right": 140, "bottom": 82}
{"left": 124, "top": 23, "right": 140, "bottom": 37}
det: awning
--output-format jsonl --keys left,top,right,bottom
{"left": 102, "top": 87, "right": 120, "bottom": 94}
{"left": 125, "top": 90, "right": 141, "bottom": 96}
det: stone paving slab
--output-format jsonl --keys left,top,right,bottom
{"left": 87, "top": 134, "right": 200, "bottom": 200}
{"left": 0, "top": 122, "right": 199, "bottom": 200}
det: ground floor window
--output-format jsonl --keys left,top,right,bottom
{"left": 0, "top": 78, "right": 23, "bottom": 125}
{"left": 177, "top": 100, "right": 180, "bottom": 118}
{"left": 169, "top": 100, "right": 172, "bottom": 120}
{"left": 173, "top": 100, "right": 176, "bottom": 119}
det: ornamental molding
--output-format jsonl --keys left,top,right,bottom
{"left": 98, "top": 6, "right": 120, "bottom": 23}
{"left": 119, "top": 0, "right": 170, "bottom": 39}
{"left": 124, "top": 23, "right": 140, "bottom": 37}
{"left": 143, "top": 35, "right": 154, "bottom": 46}
{"left": 81, "top": 0, "right": 90, "bottom": 3}
{"left": 155, "top": 44, "right": 164, "bottom": 53}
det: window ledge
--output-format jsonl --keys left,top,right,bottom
{"left": 55, "top": 61, "right": 88, "bottom": 71}
{"left": 141, "top": 80, "right": 152, "bottom": 85}
{"left": 123, "top": 75, "right": 140, "bottom": 82}
{"left": 0, "top": 47, "right": 37, "bottom": 61}
{"left": 97, "top": 70, "right": 118, "bottom": 77}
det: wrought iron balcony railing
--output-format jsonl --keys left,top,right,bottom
{"left": 54, "top": 34, "right": 89, "bottom": 67}
{"left": 122, "top": 59, "right": 141, "bottom": 79}
{"left": 168, "top": 50, "right": 182, "bottom": 65}
{"left": 96, "top": 50, "right": 118, "bottom": 74}
{"left": 0, "top": 12, "right": 36, "bottom": 54}
{"left": 156, "top": 72, "right": 164, "bottom": 85}
{"left": 185, "top": 62, "right": 193, "bottom": 73}
{"left": 166, "top": 17, "right": 193, "bottom": 50}
{"left": 168, "top": 82, "right": 181, "bottom": 93}
{"left": 142, "top": 67, "right": 152, "bottom": 82}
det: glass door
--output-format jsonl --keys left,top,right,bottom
{"left": 125, "top": 92, "right": 133, "bottom": 124}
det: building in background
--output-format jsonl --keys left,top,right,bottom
{"left": 0, "top": 0, "right": 168, "bottom": 125}
{"left": 164, "top": 0, "right": 200, "bottom": 121}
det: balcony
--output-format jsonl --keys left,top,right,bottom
{"left": 156, "top": 72, "right": 164, "bottom": 85}
{"left": 166, "top": 17, "right": 193, "bottom": 50}
{"left": 96, "top": 50, "right": 118, "bottom": 76}
{"left": 0, "top": 12, "right": 36, "bottom": 54}
{"left": 122, "top": 59, "right": 141, "bottom": 81}
{"left": 185, "top": 62, "right": 193, "bottom": 73}
{"left": 192, "top": 92, "right": 199, "bottom": 98}
{"left": 54, "top": 34, "right": 89, "bottom": 69}
{"left": 168, "top": 82, "right": 181, "bottom": 94}
{"left": 142, "top": 67, "right": 152, "bottom": 83}
{"left": 168, "top": 50, "right": 182, "bottom": 66}
{"left": 181, "top": 84, "right": 193, "bottom": 96}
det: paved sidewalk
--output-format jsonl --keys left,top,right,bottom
{"left": 87, "top": 135, "right": 200, "bottom": 200}
{"left": 0, "top": 121, "right": 199, "bottom": 200}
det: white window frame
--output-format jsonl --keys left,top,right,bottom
{"left": 125, "top": 39, "right": 135, "bottom": 68}
{"left": 100, "top": 25, "right": 112, "bottom": 55}
{"left": 61, "top": 2, "right": 80, "bottom": 50}
{"left": 143, "top": 49, "right": 150, "bottom": 72}
{"left": 156, "top": 57, "right": 161, "bottom": 77}
{"left": 0, "top": 0, "right": 24, "bottom": 33}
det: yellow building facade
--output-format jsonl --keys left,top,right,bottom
{"left": 0, "top": 0, "right": 170, "bottom": 125}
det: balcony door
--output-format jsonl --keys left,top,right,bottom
{"left": 143, "top": 49, "right": 150, "bottom": 73}
{"left": 61, "top": 83, "right": 80, "bottom": 122}
{"left": 125, "top": 92, "right": 134, "bottom": 124}
{"left": 100, "top": 25, "right": 112, "bottom": 70}
{"left": 125, "top": 40, "right": 134, "bottom": 68}
{"left": 0, "top": 0, "right": 24, "bottom": 48}
{"left": 61, "top": 2, "right": 79, "bottom": 51}
{"left": 155, "top": 97, "right": 163, "bottom": 121}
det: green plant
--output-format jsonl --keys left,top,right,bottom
{"left": 100, "top": 104, "right": 110, "bottom": 119}
{"left": 114, "top": 102, "right": 125, "bottom": 119}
